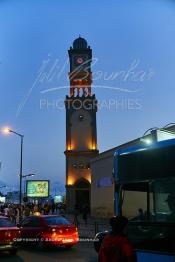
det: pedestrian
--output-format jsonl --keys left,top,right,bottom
{"left": 8, "top": 205, "right": 14, "bottom": 221}
{"left": 16, "top": 205, "right": 20, "bottom": 224}
{"left": 4, "top": 204, "right": 10, "bottom": 217}
{"left": 44, "top": 203, "right": 50, "bottom": 215}
{"left": 33, "top": 204, "right": 39, "bottom": 213}
{"left": 82, "top": 204, "right": 89, "bottom": 225}
{"left": 0, "top": 205, "right": 4, "bottom": 215}
{"left": 137, "top": 208, "right": 145, "bottom": 221}
{"left": 55, "top": 203, "right": 58, "bottom": 214}
{"left": 73, "top": 204, "right": 79, "bottom": 227}
{"left": 24, "top": 205, "right": 30, "bottom": 217}
{"left": 98, "top": 216, "right": 136, "bottom": 262}
{"left": 52, "top": 203, "right": 55, "bottom": 215}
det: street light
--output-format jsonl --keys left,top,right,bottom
{"left": 2, "top": 127, "right": 24, "bottom": 211}
{"left": 22, "top": 174, "right": 35, "bottom": 178}
{"left": 140, "top": 137, "right": 153, "bottom": 145}
{"left": 22, "top": 174, "right": 36, "bottom": 195}
{"left": 140, "top": 127, "right": 159, "bottom": 145}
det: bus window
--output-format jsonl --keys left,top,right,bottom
{"left": 122, "top": 190, "right": 147, "bottom": 220}
{"left": 121, "top": 182, "right": 153, "bottom": 221}
{"left": 150, "top": 177, "right": 175, "bottom": 222}
{"left": 121, "top": 182, "right": 152, "bottom": 221}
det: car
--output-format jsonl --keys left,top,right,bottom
{"left": 94, "top": 231, "right": 108, "bottom": 253}
{"left": 18, "top": 215, "right": 79, "bottom": 249}
{"left": 0, "top": 216, "right": 21, "bottom": 255}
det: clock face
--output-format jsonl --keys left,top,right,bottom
{"left": 77, "top": 57, "right": 84, "bottom": 64}
{"left": 72, "top": 55, "right": 90, "bottom": 71}
{"left": 74, "top": 55, "right": 85, "bottom": 65}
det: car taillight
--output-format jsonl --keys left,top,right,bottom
{"left": 5, "top": 232, "right": 11, "bottom": 237}
{"left": 52, "top": 228, "right": 63, "bottom": 234}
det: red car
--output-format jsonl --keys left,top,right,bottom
{"left": 18, "top": 215, "right": 79, "bottom": 249}
{"left": 0, "top": 216, "right": 20, "bottom": 255}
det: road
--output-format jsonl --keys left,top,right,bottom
{"left": 0, "top": 242, "right": 98, "bottom": 262}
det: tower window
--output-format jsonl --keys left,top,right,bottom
{"left": 79, "top": 114, "right": 84, "bottom": 121}
{"left": 72, "top": 164, "right": 77, "bottom": 168}
{"left": 86, "top": 163, "right": 90, "bottom": 169}
{"left": 79, "top": 163, "right": 84, "bottom": 169}
{"left": 72, "top": 162, "right": 90, "bottom": 169}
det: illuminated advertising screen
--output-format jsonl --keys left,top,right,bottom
{"left": 26, "top": 180, "right": 49, "bottom": 197}
{"left": 54, "top": 195, "right": 63, "bottom": 204}
{"left": 0, "top": 196, "right": 5, "bottom": 203}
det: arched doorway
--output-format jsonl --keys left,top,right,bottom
{"left": 75, "top": 179, "right": 90, "bottom": 212}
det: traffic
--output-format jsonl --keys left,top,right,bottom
{"left": 0, "top": 216, "right": 20, "bottom": 255}
{"left": 18, "top": 215, "right": 78, "bottom": 249}
{"left": 0, "top": 216, "right": 78, "bottom": 254}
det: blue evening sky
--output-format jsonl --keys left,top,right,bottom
{"left": 0, "top": 0, "right": 175, "bottom": 187}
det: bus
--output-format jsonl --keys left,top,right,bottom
{"left": 96, "top": 138, "right": 175, "bottom": 261}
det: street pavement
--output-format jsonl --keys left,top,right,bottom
{"left": 0, "top": 242, "right": 98, "bottom": 262}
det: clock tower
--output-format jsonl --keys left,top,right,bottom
{"left": 65, "top": 37, "right": 99, "bottom": 212}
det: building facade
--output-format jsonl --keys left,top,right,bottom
{"left": 65, "top": 37, "right": 99, "bottom": 212}
{"left": 90, "top": 139, "right": 139, "bottom": 218}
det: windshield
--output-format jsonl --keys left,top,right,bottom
{"left": 0, "top": 218, "right": 16, "bottom": 227}
{"left": 45, "top": 217, "right": 70, "bottom": 225}
{"left": 150, "top": 177, "right": 175, "bottom": 222}
{"left": 121, "top": 177, "right": 175, "bottom": 222}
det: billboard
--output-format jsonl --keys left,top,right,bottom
{"left": 54, "top": 195, "right": 63, "bottom": 204}
{"left": 26, "top": 180, "right": 49, "bottom": 198}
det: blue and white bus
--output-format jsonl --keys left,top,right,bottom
{"left": 113, "top": 138, "right": 175, "bottom": 261}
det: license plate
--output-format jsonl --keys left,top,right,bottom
{"left": 62, "top": 239, "right": 73, "bottom": 243}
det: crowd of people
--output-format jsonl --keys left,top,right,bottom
{"left": 0, "top": 202, "right": 66, "bottom": 223}
{"left": 0, "top": 202, "right": 90, "bottom": 227}
{"left": 0, "top": 200, "right": 92, "bottom": 229}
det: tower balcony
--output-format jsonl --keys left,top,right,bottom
{"left": 64, "top": 149, "right": 99, "bottom": 156}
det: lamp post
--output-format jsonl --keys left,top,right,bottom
{"left": 2, "top": 128, "right": 24, "bottom": 212}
